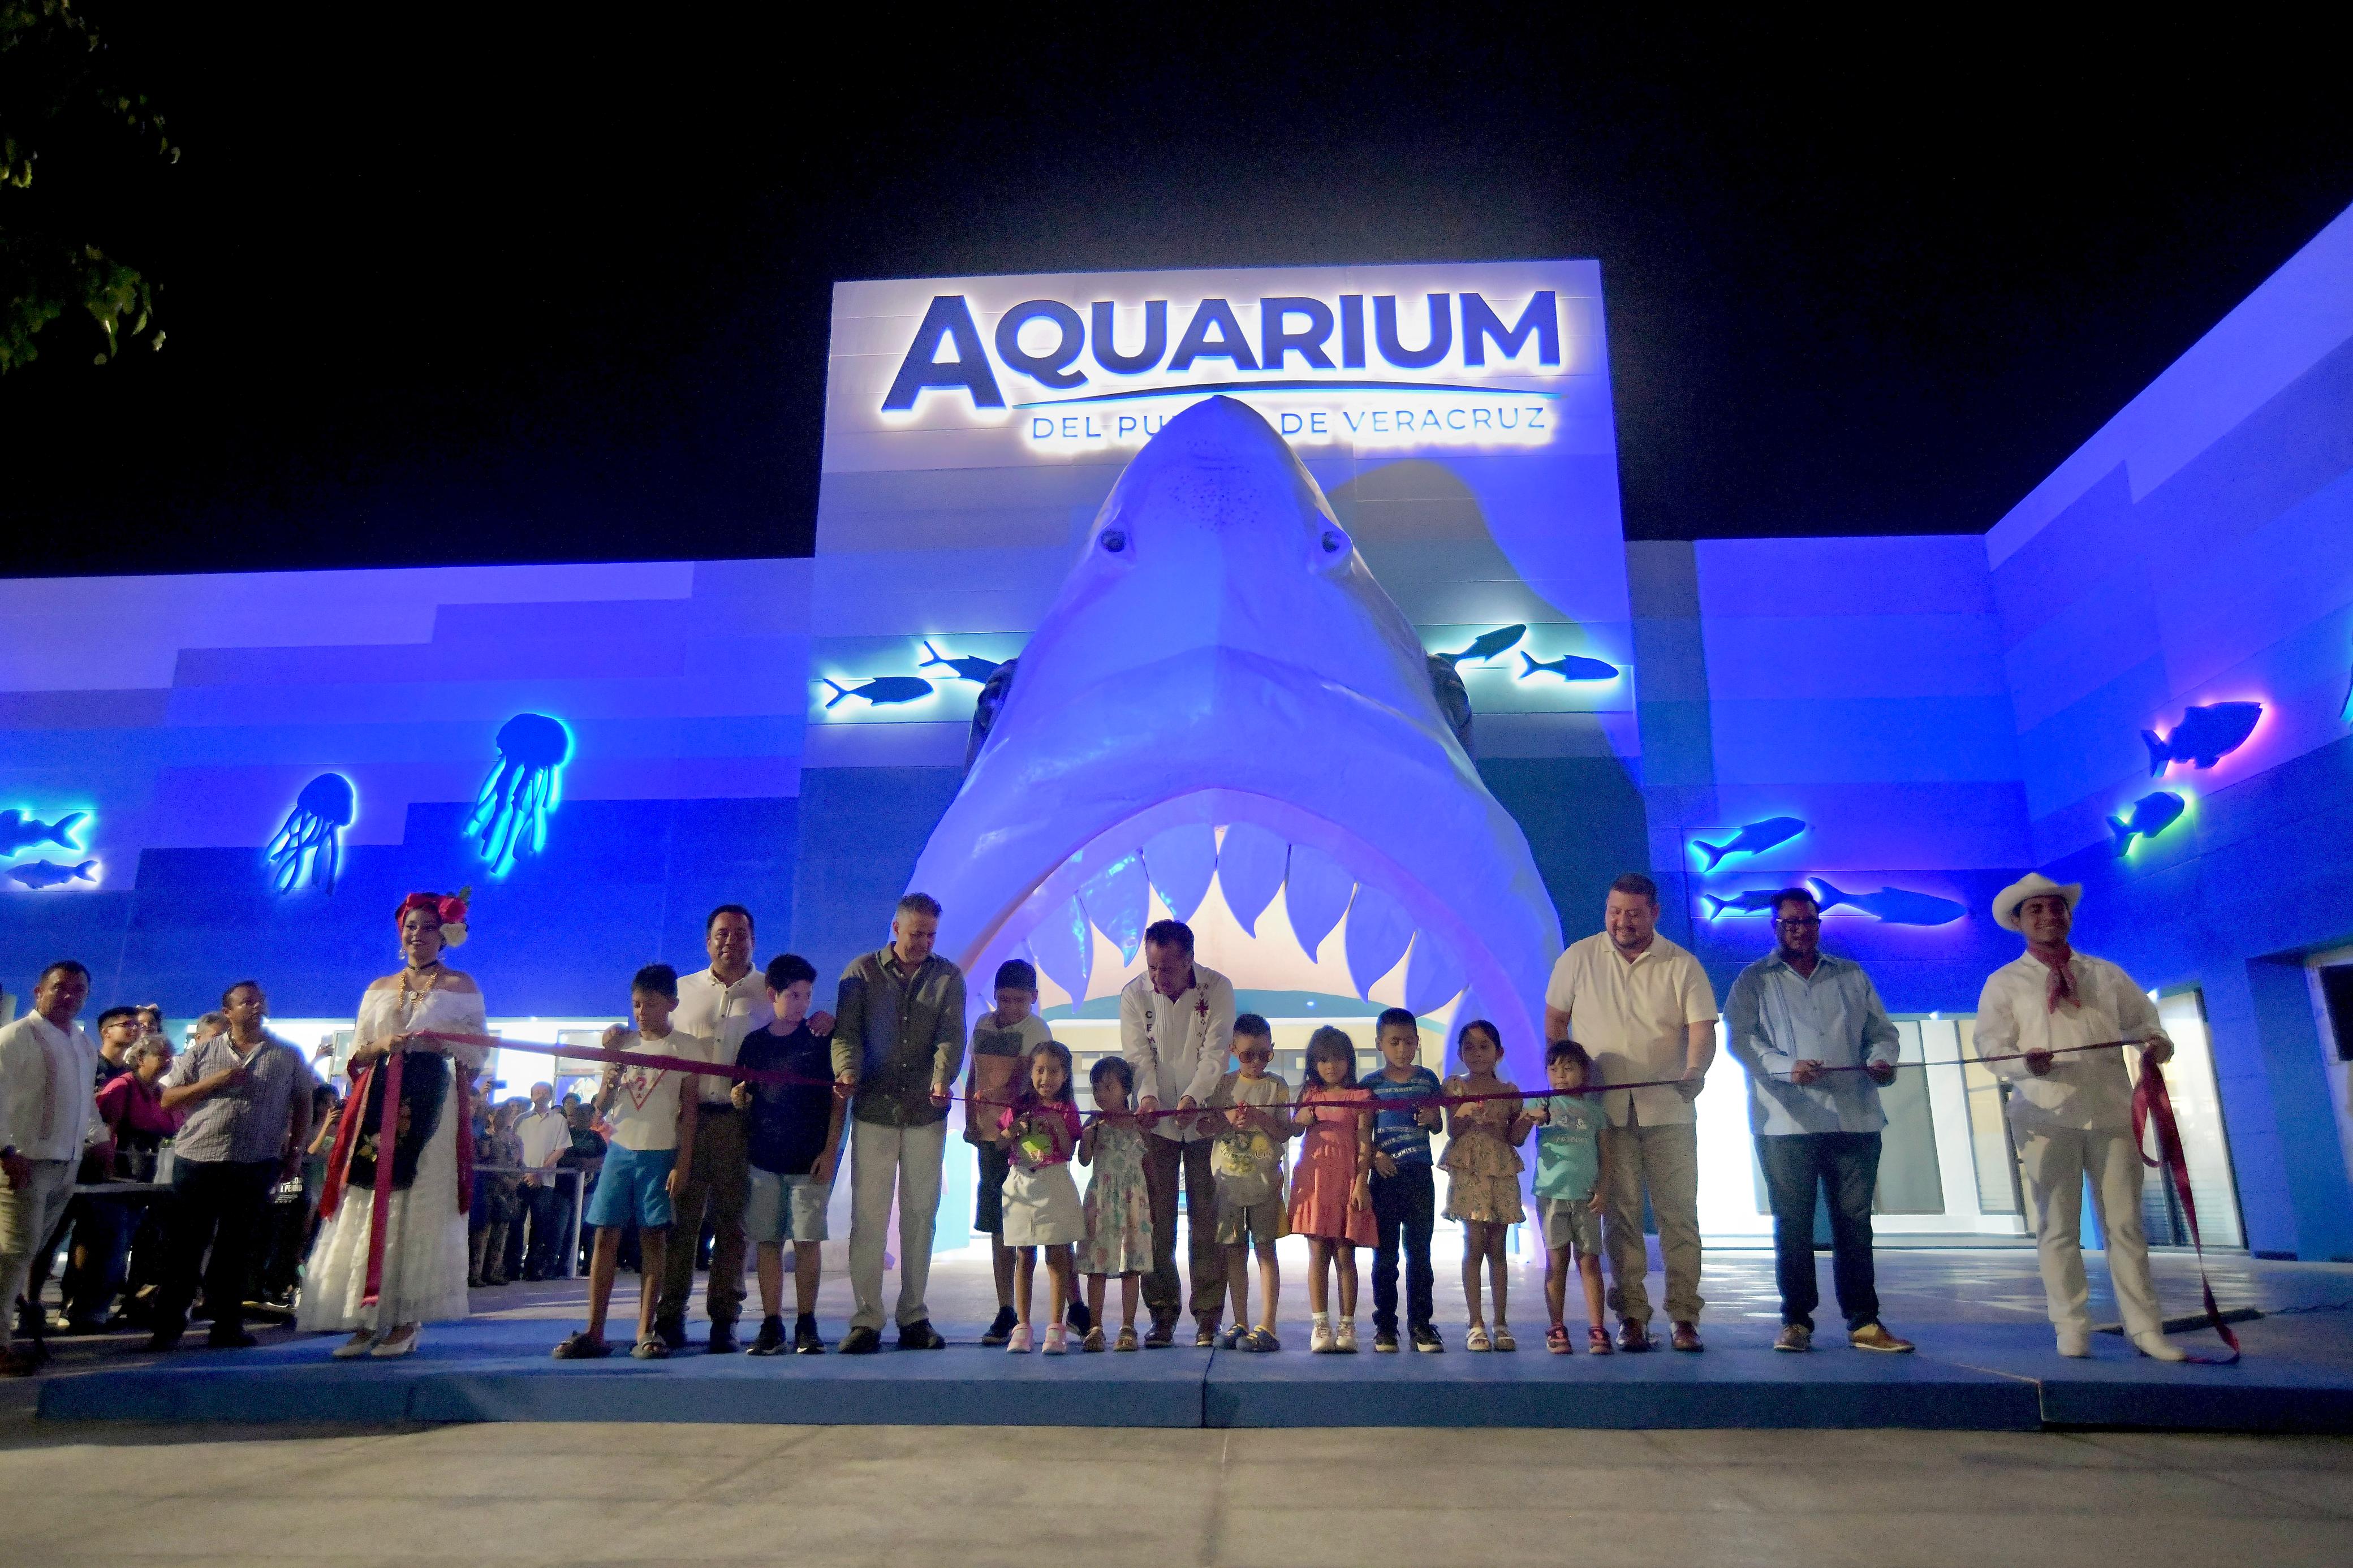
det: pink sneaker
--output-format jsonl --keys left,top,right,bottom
{"left": 1006, "top": 1323, "right": 1032, "bottom": 1353}
{"left": 1042, "top": 1324, "right": 1069, "bottom": 1355}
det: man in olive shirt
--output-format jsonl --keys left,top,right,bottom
{"left": 831, "top": 892, "right": 966, "bottom": 1354}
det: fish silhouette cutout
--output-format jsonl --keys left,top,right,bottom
{"left": 0, "top": 810, "right": 86, "bottom": 854}
{"left": 1692, "top": 817, "right": 1807, "bottom": 872}
{"left": 6, "top": 858, "right": 98, "bottom": 890}
{"left": 821, "top": 675, "right": 934, "bottom": 709}
{"left": 1403, "top": 932, "right": 1467, "bottom": 1017}
{"left": 1214, "top": 823, "right": 1288, "bottom": 936}
{"left": 1341, "top": 883, "right": 1415, "bottom": 999}
{"left": 1701, "top": 888, "right": 1786, "bottom": 918}
{"left": 1517, "top": 651, "right": 1620, "bottom": 683}
{"left": 2141, "top": 702, "right": 2260, "bottom": 775}
{"left": 919, "top": 640, "right": 1003, "bottom": 683}
{"left": 2106, "top": 791, "right": 2187, "bottom": 856}
{"left": 1142, "top": 823, "right": 1218, "bottom": 923}
{"left": 1806, "top": 878, "right": 1966, "bottom": 927}
{"left": 1433, "top": 624, "right": 1526, "bottom": 667}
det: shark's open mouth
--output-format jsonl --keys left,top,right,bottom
{"left": 907, "top": 396, "right": 1563, "bottom": 1070}
{"left": 959, "top": 798, "right": 1512, "bottom": 1034}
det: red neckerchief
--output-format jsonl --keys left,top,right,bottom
{"left": 2029, "top": 943, "right": 2079, "bottom": 1014}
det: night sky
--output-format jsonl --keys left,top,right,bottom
{"left": 6, "top": 14, "right": 2349, "bottom": 577}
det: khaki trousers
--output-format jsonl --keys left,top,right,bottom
{"left": 847, "top": 1118, "right": 946, "bottom": 1332}
{"left": 0, "top": 1159, "right": 77, "bottom": 1342}
{"left": 1141, "top": 1133, "right": 1226, "bottom": 1328}
{"left": 656, "top": 1104, "right": 749, "bottom": 1328}
{"left": 1600, "top": 1117, "right": 1704, "bottom": 1325}
{"left": 2017, "top": 1125, "right": 2164, "bottom": 1338}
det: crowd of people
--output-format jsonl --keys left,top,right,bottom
{"left": 0, "top": 866, "right": 2199, "bottom": 1375}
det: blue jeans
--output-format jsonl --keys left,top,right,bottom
{"left": 1756, "top": 1131, "right": 1882, "bottom": 1333}
{"left": 1369, "top": 1163, "right": 1434, "bottom": 1335}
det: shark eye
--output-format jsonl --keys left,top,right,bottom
{"left": 1320, "top": 529, "right": 1349, "bottom": 554}
{"left": 1098, "top": 529, "right": 1127, "bottom": 554}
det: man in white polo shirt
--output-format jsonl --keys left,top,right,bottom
{"left": 1544, "top": 872, "right": 1718, "bottom": 1354}
{"left": 1122, "top": 919, "right": 1236, "bottom": 1348}
{"left": 656, "top": 904, "right": 771, "bottom": 1354}
{"left": 512, "top": 1081, "right": 572, "bottom": 1280}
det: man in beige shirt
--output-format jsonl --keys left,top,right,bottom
{"left": 1544, "top": 872, "right": 1717, "bottom": 1353}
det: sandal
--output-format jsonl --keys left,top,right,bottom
{"left": 1114, "top": 1325, "right": 1138, "bottom": 1352}
{"left": 1491, "top": 1324, "right": 1516, "bottom": 1352}
{"left": 1545, "top": 1323, "right": 1571, "bottom": 1355}
{"left": 1245, "top": 1327, "right": 1282, "bottom": 1353}
{"left": 1082, "top": 1326, "right": 1107, "bottom": 1352}
{"left": 551, "top": 1331, "right": 612, "bottom": 1360}
{"left": 1588, "top": 1325, "right": 1614, "bottom": 1355}
{"left": 1466, "top": 1325, "right": 1492, "bottom": 1351}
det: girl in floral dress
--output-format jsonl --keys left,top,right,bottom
{"left": 1441, "top": 1018, "right": 1535, "bottom": 1351}
{"left": 1077, "top": 1056, "right": 1153, "bottom": 1351}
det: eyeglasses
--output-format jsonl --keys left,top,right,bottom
{"left": 1775, "top": 918, "right": 1821, "bottom": 929}
{"left": 1236, "top": 1049, "right": 1272, "bottom": 1062}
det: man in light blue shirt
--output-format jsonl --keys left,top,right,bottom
{"left": 1724, "top": 888, "right": 1913, "bottom": 1355}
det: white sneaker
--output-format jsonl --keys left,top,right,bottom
{"left": 1309, "top": 1321, "right": 1335, "bottom": 1354}
{"left": 2132, "top": 1332, "right": 2188, "bottom": 1363}
{"left": 1042, "top": 1324, "right": 1068, "bottom": 1355}
{"left": 2055, "top": 1327, "right": 2092, "bottom": 1358}
{"left": 1335, "top": 1320, "right": 1359, "bottom": 1354}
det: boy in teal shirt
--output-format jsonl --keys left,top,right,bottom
{"left": 1532, "top": 1038, "right": 1611, "bottom": 1355}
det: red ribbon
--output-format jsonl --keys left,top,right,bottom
{"left": 2132, "top": 1055, "right": 2242, "bottom": 1363}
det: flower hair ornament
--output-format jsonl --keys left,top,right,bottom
{"left": 393, "top": 885, "right": 475, "bottom": 949}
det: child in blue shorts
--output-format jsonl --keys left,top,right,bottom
{"left": 553, "top": 964, "right": 704, "bottom": 1360}
{"left": 734, "top": 953, "right": 846, "bottom": 1356}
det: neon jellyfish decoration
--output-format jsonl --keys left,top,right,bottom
{"left": 265, "top": 772, "right": 356, "bottom": 895}
{"left": 466, "top": 712, "right": 572, "bottom": 876}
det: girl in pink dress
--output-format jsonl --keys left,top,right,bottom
{"left": 1285, "top": 1025, "right": 1375, "bottom": 1354}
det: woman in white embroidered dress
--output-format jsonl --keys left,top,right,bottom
{"left": 299, "top": 891, "right": 485, "bottom": 1358}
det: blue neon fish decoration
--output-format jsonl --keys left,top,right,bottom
{"left": 917, "top": 641, "right": 1003, "bottom": 683}
{"left": 7, "top": 858, "right": 98, "bottom": 889}
{"left": 2141, "top": 702, "right": 2260, "bottom": 775}
{"left": 1701, "top": 888, "right": 1785, "bottom": 918}
{"left": 1807, "top": 878, "right": 1966, "bottom": 927}
{"left": 0, "top": 810, "right": 85, "bottom": 854}
{"left": 467, "top": 713, "right": 571, "bottom": 876}
{"left": 2106, "top": 791, "right": 2186, "bottom": 856}
{"left": 1517, "top": 651, "right": 1619, "bottom": 683}
{"left": 821, "top": 675, "right": 933, "bottom": 709}
{"left": 1692, "top": 816, "right": 1806, "bottom": 872}
{"left": 1432, "top": 624, "right": 1525, "bottom": 667}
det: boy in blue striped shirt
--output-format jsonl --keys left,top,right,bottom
{"left": 1363, "top": 1007, "right": 1443, "bottom": 1353}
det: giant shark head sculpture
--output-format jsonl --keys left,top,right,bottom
{"left": 909, "top": 396, "right": 1563, "bottom": 1066}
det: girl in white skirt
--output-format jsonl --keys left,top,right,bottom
{"left": 994, "top": 1040, "right": 1084, "bottom": 1353}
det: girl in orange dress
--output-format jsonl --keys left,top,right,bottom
{"left": 1285, "top": 1025, "right": 1375, "bottom": 1354}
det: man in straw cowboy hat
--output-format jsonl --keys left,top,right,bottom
{"left": 1973, "top": 872, "right": 2185, "bottom": 1362}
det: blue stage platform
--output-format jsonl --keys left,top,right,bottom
{"left": 36, "top": 1311, "right": 2353, "bottom": 1432}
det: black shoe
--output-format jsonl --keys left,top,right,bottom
{"left": 897, "top": 1319, "right": 946, "bottom": 1350}
{"left": 793, "top": 1316, "right": 826, "bottom": 1355}
{"left": 839, "top": 1325, "right": 882, "bottom": 1355}
{"left": 747, "top": 1316, "right": 788, "bottom": 1357}
{"left": 1066, "top": 1298, "right": 1093, "bottom": 1333}
{"left": 143, "top": 1328, "right": 184, "bottom": 1354}
{"left": 981, "top": 1306, "right": 1018, "bottom": 1346}
{"left": 1194, "top": 1320, "right": 1219, "bottom": 1348}
{"left": 707, "top": 1321, "right": 740, "bottom": 1355}
{"left": 1372, "top": 1328, "right": 1399, "bottom": 1353}
{"left": 1411, "top": 1325, "right": 1443, "bottom": 1354}
{"left": 521, "top": 1268, "right": 545, "bottom": 1283}
{"left": 1143, "top": 1316, "right": 1176, "bottom": 1349}
{"left": 654, "top": 1316, "right": 688, "bottom": 1352}
{"left": 208, "top": 1327, "right": 259, "bottom": 1350}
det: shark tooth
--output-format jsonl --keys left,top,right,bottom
{"left": 1027, "top": 895, "right": 1094, "bottom": 1003}
{"left": 1342, "top": 883, "right": 1415, "bottom": 999}
{"left": 1079, "top": 852, "right": 1151, "bottom": 964}
{"left": 1143, "top": 823, "right": 1218, "bottom": 923}
{"left": 1215, "top": 823, "right": 1287, "bottom": 935}
{"left": 1285, "top": 843, "right": 1355, "bottom": 960}
{"left": 1403, "top": 933, "right": 1468, "bottom": 1017}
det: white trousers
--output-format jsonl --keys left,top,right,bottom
{"left": 0, "top": 1159, "right": 77, "bottom": 1340}
{"left": 2016, "top": 1125, "right": 2165, "bottom": 1338}
{"left": 848, "top": 1118, "right": 947, "bottom": 1331}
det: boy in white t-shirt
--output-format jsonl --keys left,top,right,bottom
{"left": 553, "top": 964, "right": 704, "bottom": 1361}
